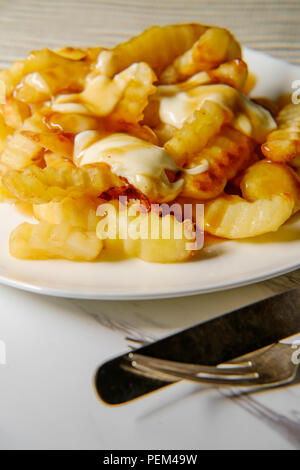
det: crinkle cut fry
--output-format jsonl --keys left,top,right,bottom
{"left": 159, "top": 27, "right": 242, "bottom": 84}
{"left": 204, "top": 193, "right": 295, "bottom": 239}
{"left": 2, "top": 165, "right": 122, "bottom": 203}
{"left": 10, "top": 221, "right": 103, "bottom": 261}
{"left": 164, "top": 100, "right": 230, "bottom": 167}
{"left": 240, "top": 159, "right": 300, "bottom": 213}
{"left": 110, "top": 23, "right": 208, "bottom": 76}
{"left": 262, "top": 103, "right": 300, "bottom": 162}
{"left": 181, "top": 126, "right": 255, "bottom": 200}
{"left": 0, "top": 48, "right": 92, "bottom": 97}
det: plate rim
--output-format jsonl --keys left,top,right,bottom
{"left": 0, "top": 259, "right": 299, "bottom": 300}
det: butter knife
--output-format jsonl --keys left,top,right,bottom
{"left": 95, "top": 288, "right": 300, "bottom": 405}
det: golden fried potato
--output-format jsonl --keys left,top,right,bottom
{"left": 21, "top": 130, "right": 73, "bottom": 160}
{"left": 160, "top": 27, "right": 241, "bottom": 84}
{"left": 207, "top": 59, "right": 248, "bottom": 91}
{"left": 240, "top": 159, "right": 300, "bottom": 213}
{"left": 251, "top": 97, "right": 279, "bottom": 118}
{"left": 291, "top": 156, "right": 300, "bottom": 170}
{"left": 1, "top": 98, "right": 31, "bottom": 129}
{"left": 107, "top": 122, "right": 159, "bottom": 145}
{"left": 262, "top": 103, "right": 300, "bottom": 162}
{"left": 0, "top": 177, "right": 13, "bottom": 201}
{"left": 277, "top": 93, "right": 291, "bottom": 111}
{"left": 96, "top": 202, "right": 195, "bottom": 263}
{"left": 54, "top": 47, "right": 88, "bottom": 61}
{"left": 33, "top": 196, "right": 99, "bottom": 230}
{"left": 109, "top": 64, "right": 157, "bottom": 124}
{"left": 152, "top": 58, "right": 247, "bottom": 92}
{"left": 46, "top": 154, "right": 69, "bottom": 169}
{"left": 155, "top": 83, "right": 275, "bottom": 143}
{"left": 44, "top": 112, "right": 101, "bottom": 134}
{"left": 0, "top": 113, "right": 47, "bottom": 169}
{"left": 164, "top": 100, "right": 229, "bottom": 166}
{"left": 10, "top": 221, "right": 103, "bottom": 261}
{"left": 44, "top": 152, "right": 75, "bottom": 169}
{"left": 123, "top": 220, "right": 194, "bottom": 263}
{"left": 13, "top": 73, "right": 52, "bottom": 103}
{"left": 154, "top": 123, "right": 177, "bottom": 145}
{"left": 1, "top": 131, "right": 43, "bottom": 170}
{"left": 242, "top": 72, "right": 257, "bottom": 95}
{"left": 103, "top": 24, "right": 208, "bottom": 77}
{"left": 205, "top": 193, "right": 294, "bottom": 238}
{"left": 181, "top": 126, "right": 254, "bottom": 199}
{"left": 3, "top": 49, "right": 90, "bottom": 99}
{"left": 3, "top": 164, "right": 122, "bottom": 203}
{"left": 0, "top": 114, "right": 13, "bottom": 152}
{"left": 81, "top": 62, "right": 156, "bottom": 122}
{"left": 56, "top": 46, "right": 103, "bottom": 62}
{"left": 142, "top": 95, "right": 162, "bottom": 128}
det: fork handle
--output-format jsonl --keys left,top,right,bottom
{"left": 95, "top": 289, "right": 300, "bottom": 405}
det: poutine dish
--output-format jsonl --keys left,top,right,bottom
{"left": 0, "top": 23, "right": 299, "bottom": 263}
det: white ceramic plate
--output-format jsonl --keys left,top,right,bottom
{"left": 0, "top": 47, "right": 299, "bottom": 300}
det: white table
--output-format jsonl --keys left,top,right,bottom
{"left": 0, "top": 0, "right": 299, "bottom": 450}
{"left": 0, "top": 271, "right": 299, "bottom": 450}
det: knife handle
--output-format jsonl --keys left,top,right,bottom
{"left": 95, "top": 289, "right": 300, "bottom": 405}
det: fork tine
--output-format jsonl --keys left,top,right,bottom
{"left": 128, "top": 358, "right": 259, "bottom": 386}
{"left": 217, "top": 361, "right": 253, "bottom": 369}
{"left": 117, "top": 341, "right": 299, "bottom": 399}
{"left": 128, "top": 353, "right": 254, "bottom": 377}
{"left": 126, "top": 353, "right": 259, "bottom": 386}
{"left": 121, "top": 361, "right": 179, "bottom": 383}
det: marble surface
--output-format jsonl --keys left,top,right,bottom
{"left": 0, "top": 0, "right": 299, "bottom": 450}
{"left": 0, "top": 271, "right": 299, "bottom": 449}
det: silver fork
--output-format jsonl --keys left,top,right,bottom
{"left": 123, "top": 342, "right": 300, "bottom": 391}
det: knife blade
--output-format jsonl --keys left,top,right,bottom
{"left": 95, "top": 288, "right": 300, "bottom": 405}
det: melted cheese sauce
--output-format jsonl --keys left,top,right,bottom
{"left": 74, "top": 132, "right": 209, "bottom": 202}
{"left": 74, "top": 132, "right": 183, "bottom": 202}
{"left": 158, "top": 83, "right": 276, "bottom": 142}
{"left": 54, "top": 60, "right": 278, "bottom": 203}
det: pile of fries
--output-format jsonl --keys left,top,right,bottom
{"left": 0, "top": 23, "right": 299, "bottom": 263}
